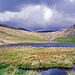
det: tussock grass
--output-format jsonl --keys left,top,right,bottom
{"left": 0, "top": 65, "right": 41, "bottom": 75}
{"left": 0, "top": 47, "right": 75, "bottom": 69}
{"left": 25, "top": 71, "right": 41, "bottom": 75}
{"left": 0, "top": 47, "right": 75, "bottom": 75}
{"left": 68, "top": 71, "right": 75, "bottom": 75}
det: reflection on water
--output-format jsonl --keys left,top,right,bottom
{"left": 39, "top": 65, "right": 75, "bottom": 75}
{"left": 72, "top": 64, "right": 75, "bottom": 71}
{"left": 20, "top": 65, "right": 75, "bottom": 75}
{"left": 41, "top": 69, "right": 67, "bottom": 75}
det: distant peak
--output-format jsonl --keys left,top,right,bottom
{"left": 69, "top": 24, "right": 75, "bottom": 29}
{"left": 0, "top": 24, "right": 9, "bottom": 27}
{"left": 0, "top": 24, "right": 17, "bottom": 29}
{"left": 18, "top": 28, "right": 31, "bottom": 31}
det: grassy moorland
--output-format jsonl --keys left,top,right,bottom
{"left": 0, "top": 26, "right": 48, "bottom": 45}
{"left": 0, "top": 47, "right": 75, "bottom": 68}
{"left": 0, "top": 47, "right": 75, "bottom": 75}
{"left": 68, "top": 72, "right": 75, "bottom": 75}
{"left": 0, "top": 24, "right": 75, "bottom": 45}
{"left": 40, "top": 25, "right": 75, "bottom": 43}
{"left": 52, "top": 36, "right": 75, "bottom": 43}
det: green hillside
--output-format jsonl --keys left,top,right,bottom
{"left": 40, "top": 24, "right": 75, "bottom": 43}
{"left": 52, "top": 25, "right": 75, "bottom": 43}
{"left": 53, "top": 36, "right": 75, "bottom": 43}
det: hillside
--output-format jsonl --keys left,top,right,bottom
{"left": 0, "top": 24, "right": 47, "bottom": 45}
{"left": 0, "top": 24, "right": 75, "bottom": 45}
{"left": 40, "top": 24, "right": 75, "bottom": 43}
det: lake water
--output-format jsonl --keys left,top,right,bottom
{"left": 20, "top": 64, "right": 75, "bottom": 75}
{"left": 0, "top": 43, "right": 75, "bottom": 48}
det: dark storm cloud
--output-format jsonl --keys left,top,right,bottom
{"left": 0, "top": 0, "right": 63, "bottom": 12}
{"left": 0, "top": 0, "right": 75, "bottom": 13}
{"left": 0, "top": 0, "right": 75, "bottom": 31}
{"left": 54, "top": 0, "right": 75, "bottom": 14}
{"left": 0, "top": 0, "right": 74, "bottom": 14}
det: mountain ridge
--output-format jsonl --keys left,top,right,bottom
{"left": 40, "top": 24, "right": 75, "bottom": 43}
{"left": 0, "top": 24, "right": 18, "bottom": 29}
{"left": 18, "top": 28, "right": 31, "bottom": 31}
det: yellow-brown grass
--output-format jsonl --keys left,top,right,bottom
{"left": 0, "top": 27, "right": 48, "bottom": 45}
{"left": 0, "top": 47, "right": 75, "bottom": 68}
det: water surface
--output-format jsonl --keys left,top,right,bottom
{"left": 0, "top": 43, "right": 75, "bottom": 48}
{"left": 20, "top": 64, "right": 75, "bottom": 75}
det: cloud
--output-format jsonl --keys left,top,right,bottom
{"left": 69, "top": 0, "right": 75, "bottom": 2}
{"left": 0, "top": 2, "right": 75, "bottom": 30}
{"left": 43, "top": 7, "right": 52, "bottom": 21}
{"left": 0, "top": 5, "right": 54, "bottom": 28}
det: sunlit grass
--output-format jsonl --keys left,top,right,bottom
{"left": 0, "top": 47, "right": 75, "bottom": 69}
{"left": 0, "top": 65, "right": 41, "bottom": 75}
{"left": 0, "top": 27, "right": 48, "bottom": 45}
{"left": 25, "top": 71, "right": 41, "bottom": 75}
{"left": 0, "top": 47, "right": 75, "bottom": 75}
{"left": 68, "top": 71, "right": 75, "bottom": 75}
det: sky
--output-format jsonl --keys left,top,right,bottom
{"left": 0, "top": 0, "right": 75, "bottom": 31}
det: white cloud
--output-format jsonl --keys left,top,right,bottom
{"left": 43, "top": 7, "right": 52, "bottom": 21}
{"left": 0, "top": 5, "right": 53, "bottom": 27}
{"left": 69, "top": 0, "right": 74, "bottom": 2}
{"left": 0, "top": 4, "right": 75, "bottom": 29}
{"left": 0, "top": 11, "right": 17, "bottom": 21}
